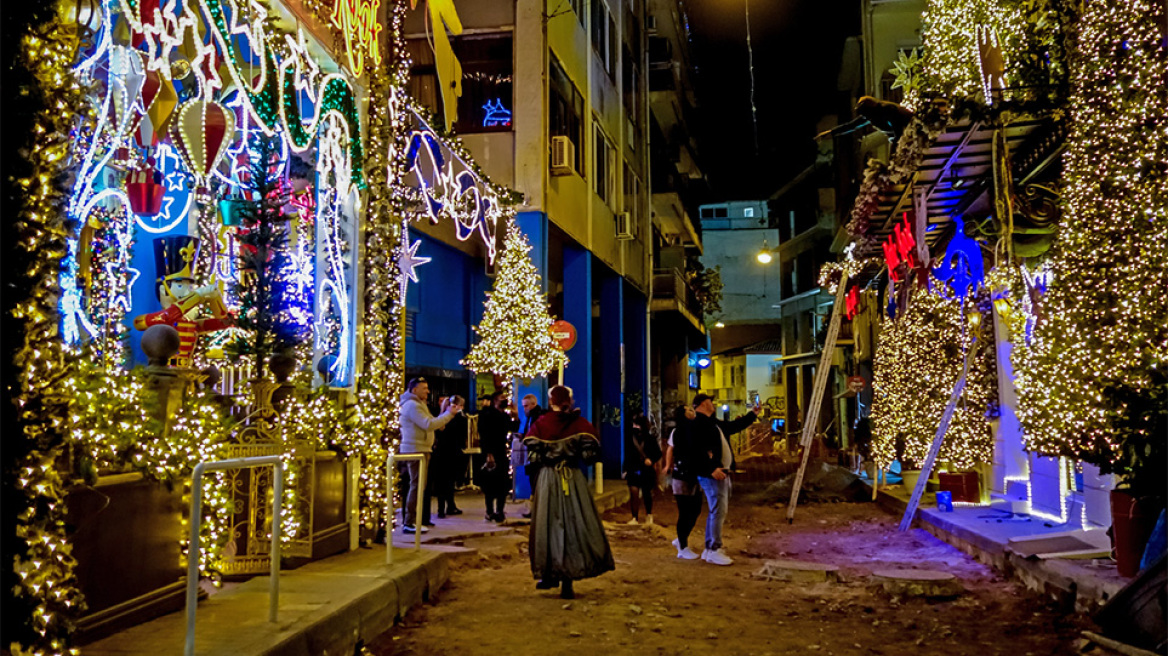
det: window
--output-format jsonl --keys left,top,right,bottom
{"left": 744, "top": 207, "right": 755, "bottom": 218}
{"left": 623, "top": 161, "right": 640, "bottom": 231}
{"left": 593, "top": 125, "right": 616, "bottom": 206}
{"left": 591, "top": 0, "right": 616, "bottom": 76}
{"left": 770, "top": 362, "right": 783, "bottom": 385}
{"left": 407, "top": 35, "right": 514, "bottom": 134}
{"left": 550, "top": 57, "right": 584, "bottom": 172}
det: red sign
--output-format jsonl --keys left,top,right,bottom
{"left": 847, "top": 376, "right": 866, "bottom": 393}
{"left": 551, "top": 320, "right": 577, "bottom": 351}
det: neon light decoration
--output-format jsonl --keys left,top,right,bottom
{"left": 330, "top": 0, "right": 384, "bottom": 73}
{"left": 404, "top": 108, "right": 502, "bottom": 262}
{"left": 931, "top": 217, "right": 985, "bottom": 299}
{"left": 398, "top": 223, "right": 432, "bottom": 299}
{"left": 482, "top": 98, "right": 512, "bottom": 127}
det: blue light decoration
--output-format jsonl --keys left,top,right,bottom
{"left": 481, "top": 98, "right": 512, "bottom": 127}
{"left": 138, "top": 144, "right": 194, "bottom": 235}
{"left": 931, "top": 217, "right": 985, "bottom": 300}
{"left": 404, "top": 108, "right": 502, "bottom": 262}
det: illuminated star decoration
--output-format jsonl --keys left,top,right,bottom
{"left": 398, "top": 223, "right": 432, "bottom": 298}
{"left": 105, "top": 261, "right": 141, "bottom": 313}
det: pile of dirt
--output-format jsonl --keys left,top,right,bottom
{"left": 757, "top": 462, "right": 870, "bottom": 504}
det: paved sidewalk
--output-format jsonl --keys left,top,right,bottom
{"left": 872, "top": 482, "right": 1128, "bottom": 612}
{"left": 85, "top": 486, "right": 630, "bottom": 656}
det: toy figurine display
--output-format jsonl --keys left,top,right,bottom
{"left": 133, "top": 236, "right": 233, "bottom": 368}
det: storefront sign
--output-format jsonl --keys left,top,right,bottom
{"left": 331, "top": 0, "right": 384, "bottom": 72}
{"left": 551, "top": 320, "right": 577, "bottom": 351}
{"left": 847, "top": 376, "right": 866, "bottom": 393}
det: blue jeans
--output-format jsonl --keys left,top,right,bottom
{"left": 698, "top": 475, "right": 731, "bottom": 550}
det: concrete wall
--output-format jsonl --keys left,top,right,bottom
{"left": 862, "top": 0, "right": 924, "bottom": 99}
{"left": 700, "top": 227, "right": 781, "bottom": 324}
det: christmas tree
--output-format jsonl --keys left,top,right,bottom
{"left": 462, "top": 224, "right": 566, "bottom": 382}
{"left": 1012, "top": 0, "right": 1168, "bottom": 491}
{"left": 229, "top": 133, "right": 312, "bottom": 374}
{"left": 871, "top": 285, "right": 997, "bottom": 471}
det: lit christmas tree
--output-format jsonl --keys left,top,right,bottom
{"left": 1012, "top": 0, "right": 1168, "bottom": 487}
{"left": 462, "top": 224, "right": 566, "bottom": 382}
{"left": 871, "top": 285, "right": 996, "bottom": 471}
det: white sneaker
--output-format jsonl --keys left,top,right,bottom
{"left": 645, "top": 515, "right": 654, "bottom": 526}
{"left": 702, "top": 548, "right": 733, "bottom": 566}
{"left": 627, "top": 517, "right": 639, "bottom": 525}
{"left": 671, "top": 539, "right": 700, "bottom": 560}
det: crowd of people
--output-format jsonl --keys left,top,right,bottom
{"left": 396, "top": 378, "right": 759, "bottom": 598}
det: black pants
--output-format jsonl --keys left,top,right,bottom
{"left": 403, "top": 458, "right": 432, "bottom": 526}
{"left": 431, "top": 453, "right": 459, "bottom": 514}
{"left": 482, "top": 457, "right": 511, "bottom": 516}
{"left": 675, "top": 493, "right": 703, "bottom": 549}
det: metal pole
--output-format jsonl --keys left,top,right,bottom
{"left": 417, "top": 456, "right": 426, "bottom": 551}
{"left": 184, "top": 455, "right": 284, "bottom": 656}
{"left": 184, "top": 463, "right": 206, "bottom": 656}
{"left": 270, "top": 461, "right": 283, "bottom": 623}
{"left": 386, "top": 452, "right": 395, "bottom": 564}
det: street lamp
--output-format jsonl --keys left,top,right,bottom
{"left": 714, "top": 321, "right": 725, "bottom": 328}
{"left": 756, "top": 240, "right": 774, "bottom": 264}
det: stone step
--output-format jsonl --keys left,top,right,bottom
{"left": 754, "top": 560, "right": 841, "bottom": 583}
{"left": 871, "top": 569, "right": 963, "bottom": 597}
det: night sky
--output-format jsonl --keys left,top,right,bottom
{"left": 687, "top": 0, "right": 861, "bottom": 201}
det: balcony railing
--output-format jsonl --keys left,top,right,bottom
{"left": 651, "top": 267, "right": 705, "bottom": 332}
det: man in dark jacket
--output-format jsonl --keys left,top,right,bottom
{"left": 691, "top": 394, "right": 758, "bottom": 566}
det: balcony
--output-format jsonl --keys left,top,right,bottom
{"left": 651, "top": 267, "right": 706, "bottom": 334}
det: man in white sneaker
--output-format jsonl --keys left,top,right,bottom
{"left": 399, "top": 378, "right": 462, "bottom": 534}
{"left": 692, "top": 393, "right": 737, "bottom": 565}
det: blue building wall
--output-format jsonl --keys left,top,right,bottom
{"left": 405, "top": 232, "right": 486, "bottom": 375}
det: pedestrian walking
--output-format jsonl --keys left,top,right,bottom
{"left": 691, "top": 393, "right": 738, "bottom": 565}
{"left": 398, "top": 378, "right": 462, "bottom": 533}
{"left": 478, "top": 392, "right": 520, "bottom": 522}
{"left": 662, "top": 404, "right": 702, "bottom": 559}
{"left": 524, "top": 385, "right": 615, "bottom": 599}
{"left": 624, "top": 412, "right": 662, "bottom": 525}
{"left": 432, "top": 395, "right": 468, "bottom": 518}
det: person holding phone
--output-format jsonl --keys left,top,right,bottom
{"left": 398, "top": 378, "right": 463, "bottom": 533}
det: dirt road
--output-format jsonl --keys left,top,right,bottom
{"left": 366, "top": 493, "right": 1085, "bottom": 655}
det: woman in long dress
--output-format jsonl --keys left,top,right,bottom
{"left": 524, "top": 385, "right": 615, "bottom": 599}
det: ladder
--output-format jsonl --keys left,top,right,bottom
{"left": 786, "top": 275, "right": 849, "bottom": 524}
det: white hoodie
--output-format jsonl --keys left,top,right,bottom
{"left": 398, "top": 391, "right": 456, "bottom": 454}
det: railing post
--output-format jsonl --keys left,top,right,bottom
{"left": 185, "top": 456, "right": 284, "bottom": 656}
{"left": 269, "top": 460, "right": 283, "bottom": 623}
{"left": 184, "top": 463, "right": 206, "bottom": 656}
{"left": 386, "top": 452, "right": 427, "bottom": 565}
{"left": 386, "top": 453, "right": 395, "bottom": 564}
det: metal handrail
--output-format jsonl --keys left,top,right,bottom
{"left": 386, "top": 452, "right": 427, "bottom": 563}
{"left": 186, "top": 456, "right": 284, "bottom": 656}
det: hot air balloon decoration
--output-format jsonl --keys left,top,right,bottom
{"left": 126, "top": 159, "right": 166, "bottom": 216}
{"left": 170, "top": 99, "right": 236, "bottom": 194}
{"left": 135, "top": 67, "right": 178, "bottom": 150}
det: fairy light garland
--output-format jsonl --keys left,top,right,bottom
{"left": 1011, "top": 0, "right": 1168, "bottom": 478}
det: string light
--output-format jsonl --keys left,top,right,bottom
{"left": 461, "top": 224, "right": 567, "bottom": 382}
{"left": 1010, "top": 0, "right": 1168, "bottom": 488}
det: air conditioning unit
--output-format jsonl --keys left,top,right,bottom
{"left": 551, "top": 136, "right": 575, "bottom": 176}
{"left": 616, "top": 212, "right": 635, "bottom": 240}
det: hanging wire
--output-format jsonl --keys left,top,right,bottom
{"left": 745, "top": 0, "right": 759, "bottom": 156}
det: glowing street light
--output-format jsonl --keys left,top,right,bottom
{"left": 756, "top": 239, "right": 774, "bottom": 264}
